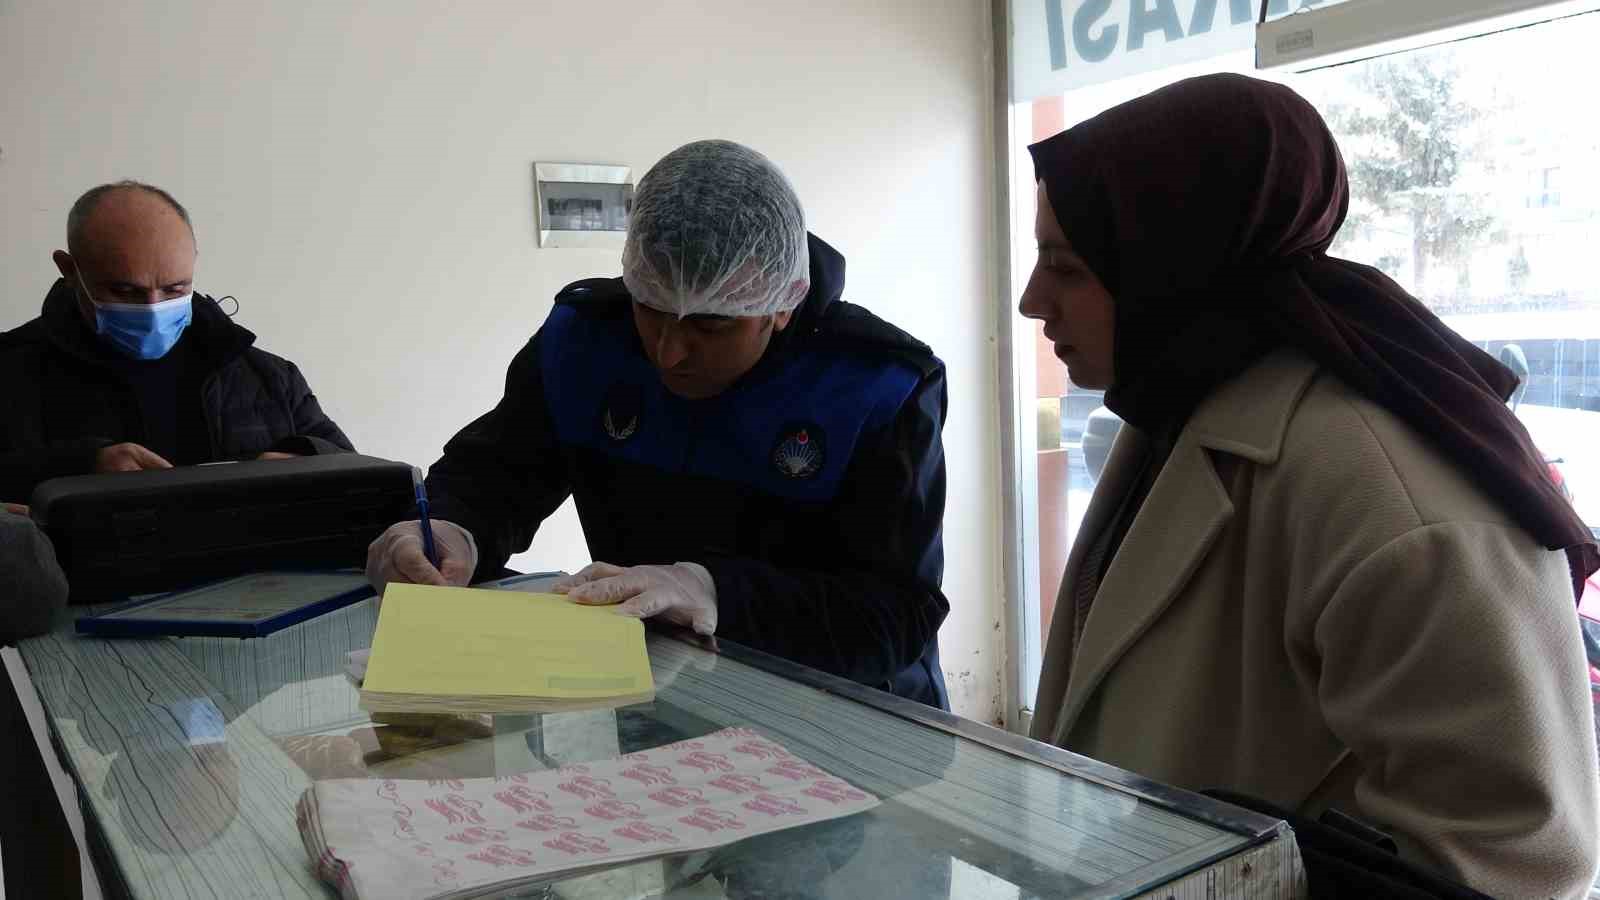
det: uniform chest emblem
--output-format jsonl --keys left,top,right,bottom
{"left": 771, "top": 423, "right": 826, "bottom": 479}
{"left": 601, "top": 384, "right": 641, "bottom": 442}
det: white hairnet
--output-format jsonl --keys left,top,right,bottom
{"left": 622, "top": 140, "right": 810, "bottom": 319}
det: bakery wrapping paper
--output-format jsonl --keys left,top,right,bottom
{"left": 296, "top": 727, "right": 879, "bottom": 899}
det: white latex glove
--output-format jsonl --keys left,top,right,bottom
{"left": 364, "top": 519, "right": 477, "bottom": 593}
{"left": 553, "top": 562, "right": 718, "bottom": 636}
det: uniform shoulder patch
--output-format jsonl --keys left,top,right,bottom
{"left": 771, "top": 422, "right": 826, "bottom": 479}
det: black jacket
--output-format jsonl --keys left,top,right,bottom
{"left": 428, "top": 235, "right": 952, "bottom": 709}
{"left": 0, "top": 279, "right": 353, "bottom": 501}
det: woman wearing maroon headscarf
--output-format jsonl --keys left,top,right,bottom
{"left": 1023, "top": 74, "right": 1599, "bottom": 898}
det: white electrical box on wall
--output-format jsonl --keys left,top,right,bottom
{"left": 533, "top": 162, "right": 632, "bottom": 248}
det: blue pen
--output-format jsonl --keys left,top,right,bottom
{"left": 412, "top": 466, "right": 441, "bottom": 570}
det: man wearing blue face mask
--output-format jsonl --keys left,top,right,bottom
{"left": 0, "top": 181, "right": 354, "bottom": 502}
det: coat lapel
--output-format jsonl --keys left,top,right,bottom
{"left": 1044, "top": 350, "right": 1322, "bottom": 746}
{"left": 1031, "top": 425, "right": 1148, "bottom": 741}
{"left": 1048, "top": 432, "right": 1235, "bottom": 744}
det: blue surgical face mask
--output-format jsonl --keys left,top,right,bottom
{"left": 82, "top": 280, "right": 194, "bottom": 360}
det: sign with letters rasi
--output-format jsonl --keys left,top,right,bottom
{"left": 1011, "top": 0, "right": 1328, "bottom": 101}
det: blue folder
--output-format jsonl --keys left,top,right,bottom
{"left": 75, "top": 570, "right": 377, "bottom": 639}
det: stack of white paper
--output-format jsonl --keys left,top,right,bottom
{"left": 296, "top": 727, "right": 879, "bottom": 900}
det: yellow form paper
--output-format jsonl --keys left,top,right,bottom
{"left": 362, "top": 584, "right": 654, "bottom": 709}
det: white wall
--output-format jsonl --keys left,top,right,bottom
{"left": 0, "top": 0, "right": 1004, "bottom": 723}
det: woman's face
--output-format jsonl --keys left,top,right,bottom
{"left": 1018, "top": 181, "right": 1116, "bottom": 390}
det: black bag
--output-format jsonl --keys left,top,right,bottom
{"left": 1205, "top": 790, "right": 1493, "bottom": 900}
{"left": 30, "top": 454, "right": 415, "bottom": 601}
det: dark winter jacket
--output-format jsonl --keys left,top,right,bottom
{"left": 428, "top": 234, "right": 951, "bottom": 708}
{"left": 0, "top": 279, "right": 353, "bottom": 501}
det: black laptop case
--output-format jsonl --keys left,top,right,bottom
{"left": 30, "top": 454, "right": 415, "bottom": 602}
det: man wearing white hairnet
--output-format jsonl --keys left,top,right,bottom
{"left": 368, "top": 140, "right": 950, "bottom": 709}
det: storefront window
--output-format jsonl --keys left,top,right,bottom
{"left": 1006, "top": 4, "right": 1600, "bottom": 721}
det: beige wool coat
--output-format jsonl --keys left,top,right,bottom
{"left": 1031, "top": 350, "right": 1600, "bottom": 899}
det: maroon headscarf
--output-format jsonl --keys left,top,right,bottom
{"left": 1029, "top": 73, "right": 1598, "bottom": 598}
